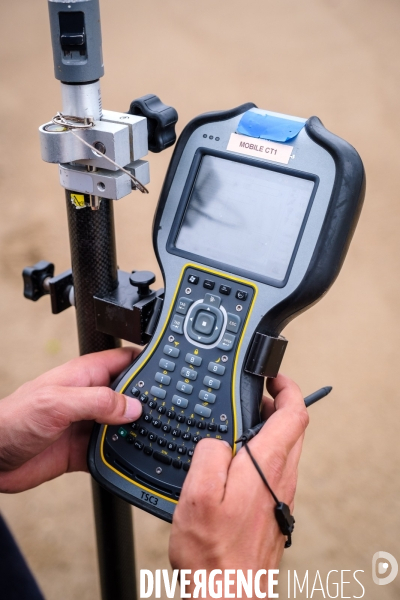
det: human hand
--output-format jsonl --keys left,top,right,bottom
{"left": 169, "top": 374, "right": 309, "bottom": 596}
{"left": 0, "top": 347, "right": 142, "bottom": 493}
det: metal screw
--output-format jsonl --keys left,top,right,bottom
{"left": 93, "top": 141, "right": 106, "bottom": 154}
{"left": 220, "top": 414, "right": 227, "bottom": 422}
{"left": 168, "top": 335, "right": 175, "bottom": 342}
{"left": 112, "top": 434, "right": 118, "bottom": 442}
{"left": 236, "top": 304, "right": 243, "bottom": 312}
{"left": 156, "top": 467, "right": 162, "bottom": 474}
{"left": 138, "top": 381, "right": 144, "bottom": 388}
{"left": 221, "top": 355, "right": 228, "bottom": 363}
{"left": 185, "top": 287, "right": 192, "bottom": 295}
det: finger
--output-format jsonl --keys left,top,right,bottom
{"left": 260, "top": 393, "right": 275, "bottom": 421}
{"left": 30, "top": 347, "right": 141, "bottom": 389}
{"left": 179, "top": 439, "right": 232, "bottom": 508}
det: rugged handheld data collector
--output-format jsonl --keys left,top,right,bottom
{"left": 89, "top": 104, "right": 365, "bottom": 522}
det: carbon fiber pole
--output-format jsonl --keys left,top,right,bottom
{"left": 65, "top": 191, "right": 137, "bottom": 600}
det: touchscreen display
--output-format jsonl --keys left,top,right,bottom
{"left": 174, "top": 155, "right": 314, "bottom": 282}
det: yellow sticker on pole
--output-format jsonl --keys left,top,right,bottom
{"left": 71, "top": 193, "right": 86, "bottom": 208}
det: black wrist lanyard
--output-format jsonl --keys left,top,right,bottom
{"left": 235, "top": 423, "right": 295, "bottom": 549}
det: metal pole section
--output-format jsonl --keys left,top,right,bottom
{"left": 65, "top": 192, "right": 137, "bottom": 600}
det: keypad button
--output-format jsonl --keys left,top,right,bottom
{"left": 208, "top": 362, "right": 225, "bottom": 376}
{"left": 236, "top": 290, "right": 248, "bottom": 301}
{"left": 198, "top": 390, "right": 216, "bottom": 404}
{"left": 159, "top": 358, "right": 176, "bottom": 371}
{"left": 187, "top": 274, "right": 199, "bottom": 285}
{"left": 127, "top": 434, "right": 134, "bottom": 443}
{"left": 204, "top": 293, "right": 221, "bottom": 307}
{"left": 197, "top": 421, "right": 206, "bottom": 429}
{"left": 193, "top": 435, "right": 202, "bottom": 443}
{"left": 176, "top": 297, "right": 193, "bottom": 315}
{"left": 219, "top": 424, "right": 229, "bottom": 433}
{"left": 143, "top": 446, "right": 153, "bottom": 456}
{"left": 173, "top": 459, "right": 182, "bottom": 469}
{"left": 172, "top": 394, "right": 189, "bottom": 408}
{"left": 176, "top": 415, "right": 186, "bottom": 423}
{"left": 148, "top": 432, "right": 158, "bottom": 442}
{"left": 167, "top": 410, "right": 175, "bottom": 419}
{"left": 177, "top": 446, "right": 187, "bottom": 455}
{"left": 152, "top": 419, "right": 162, "bottom": 429}
{"left": 139, "top": 427, "right": 148, "bottom": 437}
{"left": 176, "top": 381, "right": 193, "bottom": 395}
{"left": 153, "top": 452, "right": 172, "bottom": 465}
{"left": 162, "top": 423, "right": 171, "bottom": 433}
{"left": 226, "top": 313, "right": 241, "bottom": 334}
{"left": 194, "top": 404, "right": 212, "bottom": 418}
{"left": 185, "top": 353, "right": 202, "bottom": 366}
{"left": 217, "top": 333, "right": 236, "bottom": 351}
{"left": 118, "top": 427, "right": 127, "bottom": 437}
{"left": 150, "top": 386, "right": 167, "bottom": 399}
{"left": 139, "top": 394, "right": 148, "bottom": 403}
{"left": 182, "top": 432, "right": 192, "bottom": 441}
{"left": 131, "top": 422, "right": 139, "bottom": 430}
{"left": 143, "top": 414, "right": 152, "bottom": 423}
{"left": 171, "top": 428, "right": 181, "bottom": 438}
{"left": 134, "top": 440, "right": 144, "bottom": 451}
{"left": 131, "top": 387, "right": 140, "bottom": 397}
{"left": 219, "top": 285, "right": 231, "bottom": 295}
{"left": 188, "top": 448, "right": 195, "bottom": 457}
{"left": 180, "top": 367, "right": 197, "bottom": 381}
{"left": 147, "top": 399, "right": 157, "bottom": 409}
{"left": 207, "top": 423, "right": 217, "bottom": 432}
{"left": 157, "top": 406, "right": 166, "bottom": 415}
{"left": 163, "top": 345, "right": 180, "bottom": 358}
{"left": 183, "top": 463, "right": 191, "bottom": 472}
{"left": 155, "top": 372, "right": 171, "bottom": 385}
{"left": 170, "top": 314, "right": 185, "bottom": 334}
{"left": 157, "top": 438, "right": 167, "bottom": 447}
{"left": 167, "top": 442, "right": 177, "bottom": 451}
{"left": 186, "top": 418, "right": 196, "bottom": 427}
{"left": 203, "top": 375, "right": 221, "bottom": 390}
{"left": 203, "top": 279, "right": 215, "bottom": 290}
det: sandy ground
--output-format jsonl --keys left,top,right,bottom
{"left": 0, "top": 0, "right": 400, "bottom": 598}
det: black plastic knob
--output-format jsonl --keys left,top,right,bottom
{"left": 23, "top": 260, "right": 55, "bottom": 301}
{"left": 128, "top": 94, "right": 178, "bottom": 153}
{"left": 129, "top": 271, "right": 156, "bottom": 298}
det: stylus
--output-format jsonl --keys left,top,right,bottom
{"left": 236, "top": 386, "right": 332, "bottom": 444}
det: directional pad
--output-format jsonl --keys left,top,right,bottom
{"left": 194, "top": 311, "right": 215, "bottom": 335}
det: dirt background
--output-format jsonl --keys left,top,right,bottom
{"left": 1, "top": 0, "right": 400, "bottom": 598}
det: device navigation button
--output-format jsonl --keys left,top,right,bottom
{"left": 203, "top": 375, "right": 221, "bottom": 390}
{"left": 172, "top": 394, "right": 189, "bottom": 408}
{"left": 217, "top": 333, "right": 236, "bottom": 351}
{"left": 198, "top": 390, "right": 216, "bottom": 404}
{"left": 203, "top": 280, "right": 215, "bottom": 290}
{"left": 185, "top": 353, "right": 202, "bottom": 366}
{"left": 150, "top": 386, "right": 167, "bottom": 399}
{"left": 155, "top": 372, "right": 171, "bottom": 385}
{"left": 204, "top": 293, "right": 221, "bottom": 307}
{"left": 187, "top": 274, "right": 199, "bottom": 285}
{"left": 176, "top": 381, "right": 193, "bottom": 395}
{"left": 226, "top": 313, "right": 241, "bottom": 334}
{"left": 219, "top": 285, "right": 231, "bottom": 296}
{"left": 163, "top": 345, "right": 180, "bottom": 358}
{"left": 176, "top": 297, "right": 193, "bottom": 315}
{"left": 235, "top": 290, "right": 248, "bottom": 301}
{"left": 194, "top": 311, "right": 215, "bottom": 335}
{"left": 194, "top": 404, "right": 212, "bottom": 418}
{"left": 170, "top": 314, "right": 184, "bottom": 334}
{"left": 208, "top": 362, "right": 225, "bottom": 376}
{"left": 159, "top": 358, "right": 176, "bottom": 371}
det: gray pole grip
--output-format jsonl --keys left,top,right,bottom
{"left": 48, "top": 0, "right": 104, "bottom": 83}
